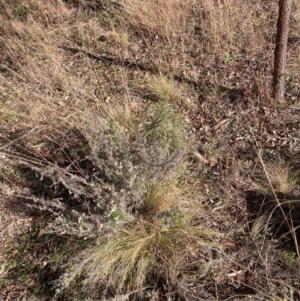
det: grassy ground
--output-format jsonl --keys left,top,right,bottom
{"left": 0, "top": 0, "right": 300, "bottom": 300}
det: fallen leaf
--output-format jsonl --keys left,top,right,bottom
{"left": 0, "top": 290, "right": 6, "bottom": 296}
{"left": 226, "top": 270, "right": 243, "bottom": 277}
{"left": 214, "top": 119, "right": 228, "bottom": 131}
{"left": 193, "top": 151, "right": 209, "bottom": 163}
{"left": 221, "top": 240, "right": 236, "bottom": 247}
{"left": 210, "top": 160, "right": 217, "bottom": 167}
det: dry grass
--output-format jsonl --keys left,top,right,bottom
{"left": 146, "top": 74, "right": 179, "bottom": 102}
{"left": 121, "top": 0, "right": 190, "bottom": 39}
{"left": 0, "top": 1, "right": 76, "bottom": 134}
{"left": 198, "top": 0, "right": 276, "bottom": 53}
{"left": 266, "top": 160, "right": 300, "bottom": 194}
{"left": 144, "top": 181, "right": 180, "bottom": 214}
{"left": 62, "top": 218, "right": 222, "bottom": 295}
{"left": 99, "top": 97, "right": 141, "bottom": 137}
{"left": 253, "top": 157, "right": 300, "bottom": 196}
{"left": 1, "top": 0, "right": 300, "bottom": 300}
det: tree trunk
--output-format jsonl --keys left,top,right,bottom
{"left": 273, "top": 0, "right": 292, "bottom": 102}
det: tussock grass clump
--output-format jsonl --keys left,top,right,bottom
{"left": 144, "top": 181, "right": 180, "bottom": 214}
{"left": 62, "top": 218, "right": 222, "bottom": 296}
{"left": 246, "top": 156, "right": 300, "bottom": 269}
{"left": 253, "top": 158, "right": 300, "bottom": 196}
{"left": 99, "top": 29, "right": 129, "bottom": 49}
{"left": 102, "top": 99, "right": 140, "bottom": 138}
{"left": 264, "top": 160, "right": 300, "bottom": 195}
{"left": 146, "top": 74, "right": 179, "bottom": 102}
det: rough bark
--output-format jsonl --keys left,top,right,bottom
{"left": 273, "top": 0, "right": 292, "bottom": 102}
